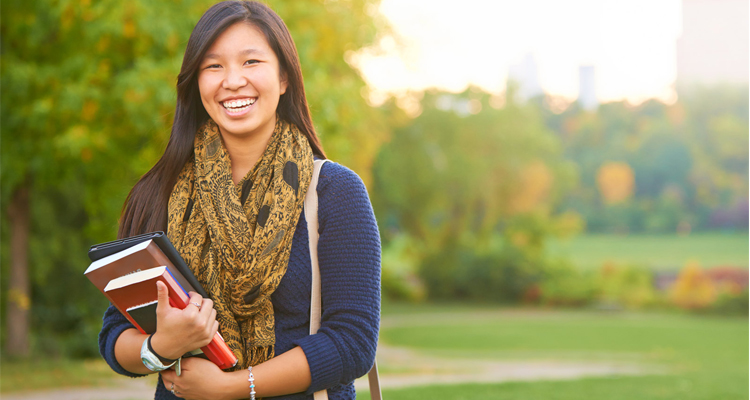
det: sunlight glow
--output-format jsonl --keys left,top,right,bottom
{"left": 352, "top": 0, "right": 682, "bottom": 104}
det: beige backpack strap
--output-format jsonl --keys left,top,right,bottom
{"left": 305, "top": 159, "right": 382, "bottom": 400}
{"left": 368, "top": 360, "right": 382, "bottom": 400}
{"left": 306, "top": 159, "right": 328, "bottom": 400}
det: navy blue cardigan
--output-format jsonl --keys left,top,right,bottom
{"left": 99, "top": 161, "right": 381, "bottom": 400}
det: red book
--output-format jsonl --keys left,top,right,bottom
{"left": 104, "top": 266, "right": 238, "bottom": 370}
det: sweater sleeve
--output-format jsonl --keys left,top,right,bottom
{"left": 292, "top": 162, "right": 381, "bottom": 394}
{"left": 98, "top": 304, "right": 148, "bottom": 378}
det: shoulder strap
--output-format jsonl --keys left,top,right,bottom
{"left": 306, "top": 159, "right": 328, "bottom": 337}
{"left": 305, "top": 159, "right": 382, "bottom": 400}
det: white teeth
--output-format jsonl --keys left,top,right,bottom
{"left": 223, "top": 98, "right": 256, "bottom": 109}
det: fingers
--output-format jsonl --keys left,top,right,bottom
{"left": 211, "top": 319, "right": 220, "bottom": 337}
{"left": 198, "top": 305, "right": 218, "bottom": 345}
{"left": 155, "top": 281, "right": 171, "bottom": 314}
{"left": 189, "top": 296, "right": 215, "bottom": 330}
{"left": 160, "top": 369, "right": 175, "bottom": 382}
{"left": 187, "top": 292, "right": 203, "bottom": 311}
{"left": 198, "top": 298, "right": 214, "bottom": 319}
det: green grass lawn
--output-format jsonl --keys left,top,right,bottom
{"left": 364, "top": 303, "right": 748, "bottom": 400}
{"left": 546, "top": 233, "right": 749, "bottom": 270}
{"left": 0, "top": 358, "right": 158, "bottom": 393}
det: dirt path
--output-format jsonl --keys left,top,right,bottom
{"left": 2, "top": 379, "right": 154, "bottom": 400}
{"left": 353, "top": 344, "right": 660, "bottom": 391}
{"left": 3, "top": 311, "right": 664, "bottom": 399}
{"left": 4, "top": 344, "right": 661, "bottom": 400}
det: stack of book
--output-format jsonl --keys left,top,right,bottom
{"left": 85, "top": 232, "right": 237, "bottom": 370}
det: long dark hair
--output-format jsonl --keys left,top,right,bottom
{"left": 118, "top": 1, "right": 325, "bottom": 238}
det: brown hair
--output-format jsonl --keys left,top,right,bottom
{"left": 118, "top": 1, "right": 325, "bottom": 238}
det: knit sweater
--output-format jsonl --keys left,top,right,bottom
{"left": 99, "top": 161, "right": 381, "bottom": 400}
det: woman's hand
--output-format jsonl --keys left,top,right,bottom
{"left": 150, "top": 281, "right": 219, "bottom": 360}
{"left": 160, "top": 357, "right": 235, "bottom": 400}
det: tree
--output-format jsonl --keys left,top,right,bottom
{"left": 373, "top": 89, "right": 574, "bottom": 250}
{"left": 371, "top": 88, "right": 577, "bottom": 301}
{"left": 596, "top": 162, "right": 635, "bottom": 205}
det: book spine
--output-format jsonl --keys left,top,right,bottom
{"left": 162, "top": 268, "right": 238, "bottom": 369}
{"left": 153, "top": 235, "right": 209, "bottom": 298}
{"left": 203, "top": 333, "right": 238, "bottom": 369}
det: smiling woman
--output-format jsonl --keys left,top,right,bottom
{"left": 98, "top": 2, "right": 381, "bottom": 400}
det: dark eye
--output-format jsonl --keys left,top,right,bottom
{"left": 244, "top": 59, "right": 259, "bottom": 66}
{"left": 204, "top": 64, "right": 221, "bottom": 70}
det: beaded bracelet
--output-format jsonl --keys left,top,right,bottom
{"left": 248, "top": 365, "right": 256, "bottom": 400}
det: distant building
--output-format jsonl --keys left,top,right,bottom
{"left": 676, "top": 0, "right": 749, "bottom": 86}
{"left": 578, "top": 65, "right": 598, "bottom": 110}
{"left": 507, "top": 53, "right": 544, "bottom": 102}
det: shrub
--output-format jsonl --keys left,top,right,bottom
{"left": 708, "top": 289, "right": 749, "bottom": 316}
{"left": 669, "top": 262, "right": 716, "bottom": 310}
{"left": 595, "top": 263, "right": 658, "bottom": 309}
{"left": 537, "top": 260, "right": 596, "bottom": 306}
{"left": 419, "top": 241, "right": 543, "bottom": 303}
{"left": 381, "top": 235, "right": 426, "bottom": 302}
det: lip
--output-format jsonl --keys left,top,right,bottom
{"left": 220, "top": 96, "right": 257, "bottom": 117}
{"left": 220, "top": 95, "right": 256, "bottom": 102}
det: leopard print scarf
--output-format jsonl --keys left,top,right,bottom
{"left": 167, "top": 118, "right": 313, "bottom": 369}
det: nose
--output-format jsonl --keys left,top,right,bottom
{"left": 222, "top": 66, "right": 248, "bottom": 90}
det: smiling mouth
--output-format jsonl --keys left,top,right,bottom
{"left": 221, "top": 98, "right": 256, "bottom": 112}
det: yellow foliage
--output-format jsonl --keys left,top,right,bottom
{"left": 96, "top": 36, "right": 111, "bottom": 53}
{"left": 8, "top": 289, "right": 30, "bottom": 311}
{"left": 553, "top": 211, "right": 585, "bottom": 238}
{"left": 670, "top": 261, "right": 716, "bottom": 309}
{"left": 81, "top": 148, "right": 93, "bottom": 162}
{"left": 597, "top": 262, "right": 657, "bottom": 308}
{"left": 509, "top": 160, "right": 553, "bottom": 214}
{"left": 60, "top": 5, "right": 75, "bottom": 31}
{"left": 597, "top": 162, "right": 635, "bottom": 204}
{"left": 123, "top": 19, "right": 136, "bottom": 38}
{"left": 81, "top": 100, "right": 98, "bottom": 122}
{"left": 167, "top": 33, "right": 180, "bottom": 53}
{"left": 510, "top": 231, "right": 529, "bottom": 247}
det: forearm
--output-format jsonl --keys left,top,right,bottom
{"left": 220, "top": 346, "right": 312, "bottom": 399}
{"left": 114, "top": 328, "right": 188, "bottom": 375}
{"left": 114, "top": 328, "right": 152, "bottom": 375}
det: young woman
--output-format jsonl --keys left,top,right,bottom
{"left": 98, "top": 2, "right": 381, "bottom": 399}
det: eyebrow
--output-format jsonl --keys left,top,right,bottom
{"left": 203, "top": 48, "right": 266, "bottom": 60}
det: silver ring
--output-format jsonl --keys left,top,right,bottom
{"left": 170, "top": 382, "right": 175, "bottom": 394}
{"left": 191, "top": 302, "right": 201, "bottom": 308}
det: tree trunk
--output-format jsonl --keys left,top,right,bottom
{"left": 6, "top": 183, "right": 30, "bottom": 357}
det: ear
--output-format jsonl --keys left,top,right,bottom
{"left": 279, "top": 70, "right": 289, "bottom": 95}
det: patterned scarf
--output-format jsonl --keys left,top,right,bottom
{"left": 167, "top": 118, "right": 313, "bottom": 369}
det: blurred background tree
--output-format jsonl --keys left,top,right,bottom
{"left": 371, "top": 89, "right": 578, "bottom": 302}
{"left": 547, "top": 88, "right": 748, "bottom": 235}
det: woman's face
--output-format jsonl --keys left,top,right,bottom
{"left": 198, "top": 22, "right": 287, "bottom": 142}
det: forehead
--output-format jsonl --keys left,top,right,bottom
{"left": 204, "top": 22, "right": 273, "bottom": 58}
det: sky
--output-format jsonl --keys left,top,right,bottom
{"left": 352, "top": 0, "right": 683, "bottom": 105}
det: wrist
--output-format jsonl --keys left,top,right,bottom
{"left": 147, "top": 334, "right": 178, "bottom": 364}
{"left": 220, "top": 369, "right": 256, "bottom": 400}
{"left": 150, "top": 331, "right": 184, "bottom": 360}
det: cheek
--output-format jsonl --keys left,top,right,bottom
{"left": 197, "top": 74, "right": 218, "bottom": 105}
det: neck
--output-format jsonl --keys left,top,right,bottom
{"left": 220, "top": 123, "right": 276, "bottom": 185}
